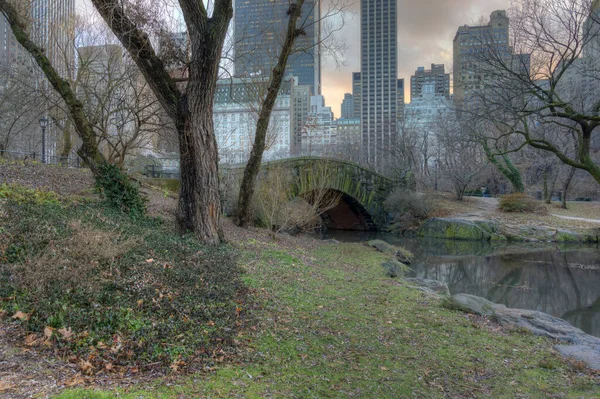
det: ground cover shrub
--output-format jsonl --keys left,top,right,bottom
{"left": 499, "top": 193, "right": 548, "bottom": 214}
{"left": 0, "top": 183, "right": 60, "bottom": 205}
{"left": 0, "top": 200, "right": 249, "bottom": 374}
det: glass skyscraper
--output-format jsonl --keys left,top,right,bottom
{"left": 360, "top": 0, "right": 398, "bottom": 171}
{"left": 234, "top": 0, "right": 321, "bottom": 96}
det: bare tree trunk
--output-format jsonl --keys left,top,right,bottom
{"left": 235, "top": 0, "right": 306, "bottom": 228}
{"left": 561, "top": 167, "right": 576, "bottom": 209}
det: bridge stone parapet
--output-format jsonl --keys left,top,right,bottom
{"left": 222, "top": 157, "right": 414, "bottom": 230}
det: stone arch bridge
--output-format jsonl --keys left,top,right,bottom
{"left": 221, "top": 157, "right": 413, "bottom": 231}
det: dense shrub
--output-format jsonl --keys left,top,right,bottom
{"left": 384, "top": 189, "right": 432, "bottom": 220}
{"left": 499, "top": 193, "right": 547, "bottom": 214}
{"left": 0, "top": 200, "right": 248, "bottom": 373}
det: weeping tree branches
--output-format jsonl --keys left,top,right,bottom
{"left": 470, "top": 0, "right": 600, "bottom": 184}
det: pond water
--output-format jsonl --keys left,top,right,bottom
{"left": 312, "top": 231, "right": 600, "bottom": 338}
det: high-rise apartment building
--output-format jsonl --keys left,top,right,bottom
{"left": 361, "top": 0, "right": 398, "bottom": 170}
{"left": 352, "top": 72, "right": 362, "bottom": 119}
{"left": 341, "top": 93, "right": 354, "bottom": 119}
{"left": 453, "top": 10, "right": 509, "bottom": 103}
{"left": 234, "top": 0, "right": 321, "bottom": 96}
{"left": 410, "top": 64, "right": 450, "bottom": 100}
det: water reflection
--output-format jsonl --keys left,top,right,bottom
{"left": 313, "top": 231, "right": 600, "bottom": 337}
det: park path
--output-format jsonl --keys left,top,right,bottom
{"left": 455, "top": 197, "right": 500, "bottom": 220}
{"left": 551, "top": 214, "right": 600, "bottom": 224}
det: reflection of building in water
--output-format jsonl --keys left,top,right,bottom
{"left": 411, "top": 249, "right": 600, "bottom": 337}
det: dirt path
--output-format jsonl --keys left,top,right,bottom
{"left": 454, "top": 197, "right": 499, "bottom": 220}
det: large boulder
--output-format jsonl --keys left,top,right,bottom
{"left": 443, "top": 293, "right": 505, "bottom": 316}
{"left": 366, "top": 240, "right": 414, "bottom": 264}
{"left": 417, "top": 218, "right": 505, "bottom": 241}
{"left": 494, "top": 307, "right": 587, "bottom": 342}
{"left": 381, "top": 259, "right": 408, "bottom": 278}
{"left": 405, "top": 278, "right": 450, "bottom": 296}
{"left": 445, "top": 293, "right": 600, "bottom": 370}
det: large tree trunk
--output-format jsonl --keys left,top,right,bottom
{"left": 176, "top": 95, "right": 223, "bottom": 245}
{"left": 235, "top": 1, "right": 306, "bottom": 228}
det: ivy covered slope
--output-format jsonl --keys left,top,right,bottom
{"left": 0, "top": 182, "right": 250, "bottom": 374}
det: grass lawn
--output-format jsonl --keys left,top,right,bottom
{"left": 55, "top": 236, "right": 599, "bottom": 398}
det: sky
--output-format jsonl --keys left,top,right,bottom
{"left": 75, "top": 0, "right": 510, "bottom": 117}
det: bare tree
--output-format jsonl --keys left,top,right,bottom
{"left": 471, "top": 0, "right": 600, "bottom": 184}
{"left": 435, "top": 112, "right": 487, "bottom": 200}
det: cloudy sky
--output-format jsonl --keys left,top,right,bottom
{"left": 75, "top": 0, "right": 510, "bottom": 117}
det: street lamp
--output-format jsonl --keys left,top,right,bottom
{"left": 39, "top": 116, "right": 49, "bottom": 164}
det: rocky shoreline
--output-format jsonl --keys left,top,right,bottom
{"left": 407, "top": 277, "right": 600, "bottom": 371}
{"left": 416, "top": 217, "right": 600, "bottom": 243}
{"left": 366, "top": 239, "right": 600, "bottom": 371}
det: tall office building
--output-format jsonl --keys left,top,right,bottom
{"left": 31, "top": 0, "right": 75, "bottom": 79}
{"left": 360, "top": 0, "right": 398, "bottom": 171}
{"left": 352, "top": 72, "right": 362, "bottom": 119}
{"left": 234, "top": 0, "right": 321, "bottom": 96}
{"left": 410, "top": 64, "right": 450, "bottom": 100}
{"left": 397, "top": 78, "right": 405, "bottom": 122}
{"left": 341, "top": 93, "right": 354, "bottom": 119}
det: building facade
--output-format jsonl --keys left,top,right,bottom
{"left": 360, "top": 0, "right": 398, "bottom": 171}
{"left": 410, "top": 64, "right": 450, "bottom": 100}
{"left": 453, "top": 10, "right": 510, "bottom": 103}
{"left": 352, "top": 72, "right": 362, "bottom": 120}
{"left": 214, "top": 77, "right": 296, "bottom": 164}
{"left": 234, "top": 0, "right": 321, "bottom": 96}
{"left": 341, "top": 93, "right": 354, "bottom": 119}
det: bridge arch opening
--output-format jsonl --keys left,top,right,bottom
{"left": 299, "top": 189, "right": 378, "bottom": 232}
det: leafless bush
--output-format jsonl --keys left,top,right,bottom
{"left": 384, "top": 189, "right": 432, "bottom": 221}
{"left": 254, "top": 163, "right": 341, "bottom": 233}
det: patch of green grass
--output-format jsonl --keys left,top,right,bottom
{"left": 54, "top": 233, "right": 600, "bottom": 398}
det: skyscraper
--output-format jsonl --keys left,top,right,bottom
{"left": 360, "top": 0, "right": 398, "bottom": 171}
{"left": 352, "top": 72, "right": 362, "bottom": 119}
{"left": 31, "top": 0, "right": 75, "bottom": 79}
{"left": 341, "top": 93, "right": 354, "bottom": 119}
{"left": 234, "top": 0, "right": 321, "bottom": 96}
{"left": 453, "top": 10, "right": 509, "bottom": 103}
{"left": 410, "top": 64, "right": 450, "bottom": 100}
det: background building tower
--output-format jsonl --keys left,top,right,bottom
{"left": 410, "top": 64, "right": 450, "bottom": 100}
{"left": 234, "top": 0, "right": 321, "bottom": 96}
{"left": 361, "top": 0, "right": 398, "bottom": 171}
{"left": 341, "top": 93, "right": 354, "bottom": 119}
{"left": 453, "top": 10, "right": 509, "bottom": 103}
{"left": 352, "top": 72, "right": 362, "bottom": 119}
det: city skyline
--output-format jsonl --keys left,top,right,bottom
{"left": 71, "top": 0, "right": 510, "bottom": 117}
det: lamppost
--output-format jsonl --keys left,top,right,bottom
{"left": 39, "top": 116, "right": 49, "bottom": 163}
